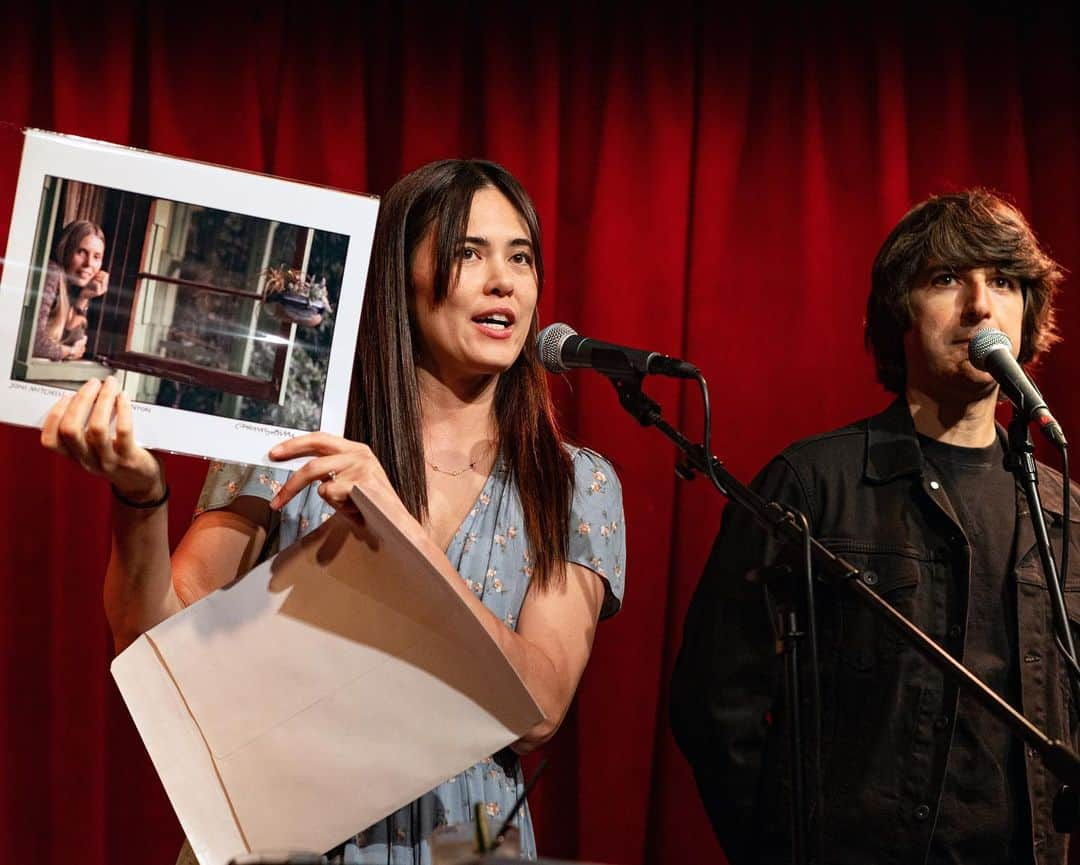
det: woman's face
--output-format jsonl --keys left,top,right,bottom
{"left": 66, "top": 233, "right": 105, "bottom": 287}
{"left": 410, "top": 187, "right": 538, "bottom": 382}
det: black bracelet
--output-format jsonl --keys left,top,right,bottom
{"left": 111, "top": 482, "right": 170, "bottom": 510}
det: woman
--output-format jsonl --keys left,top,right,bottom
{"left": 33, "top": 219, "right": 109, "bottom": 360}
{"left": 41, "top": 160, "right": 625, "bottom": 863}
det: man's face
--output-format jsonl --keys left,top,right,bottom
{"left": 902, "top": 264, "right": 1025, "bottom": 404}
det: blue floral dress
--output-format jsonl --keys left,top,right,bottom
{"left": 194, "top": 446, "right": 626, "bottom": 863}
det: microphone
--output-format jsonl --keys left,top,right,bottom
{"left": 536, "top": 323, "right": 699, "bottom": 380}
{"left": 968, "top": 328, "right": 1066, "bottom": 448}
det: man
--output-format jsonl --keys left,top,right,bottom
{"left": 670, "top": 189, "right": 1079, "bottom": 865}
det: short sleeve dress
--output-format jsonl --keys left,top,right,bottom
{"left": 193, "top": 445, "right": 626, "bottom": 864}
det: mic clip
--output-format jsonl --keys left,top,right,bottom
{"left": 675, "top": 458, "right": 696, "bottom": 481}
{"left": 606, "top": 371, "right": 663, "bottom": 428}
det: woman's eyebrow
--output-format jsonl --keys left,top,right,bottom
{"left": 461, "top": 235, "right": 533, "bottom": 248}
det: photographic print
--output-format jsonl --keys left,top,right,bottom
{"left": 0, "top": 131, "right": 378, "bottom": 467}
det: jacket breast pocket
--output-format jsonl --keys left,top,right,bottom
{"left": 1017, "top": 548, "right": 1080, "bottom": 627}
{"left": 818, "top": 540, "right": 926, "bottom": 673}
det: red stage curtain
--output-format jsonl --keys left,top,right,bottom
{"left": 0, "top": 4, "right": 1077, "bottom": 864}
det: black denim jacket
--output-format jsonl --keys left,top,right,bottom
{"left": 670, "top": 399, "right": 1080, "bottom": 865}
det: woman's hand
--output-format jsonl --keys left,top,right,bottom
{"left": 82, "top": 270, "right": 109, "bottom": 300}
{"left": 41, "top": 376, "right": 163, "bottom": 501}
{"left": 268, "top": 433, "right": 409, "bottom": 522}
{"left": 64, "top": 336, "right": 88, "bottom": 360}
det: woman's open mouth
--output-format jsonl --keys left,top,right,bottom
{"left": 472, "top": 311, "right": 515, "bottom": 338}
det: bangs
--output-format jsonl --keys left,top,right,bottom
{"left": 416, "top": 163, "right": 543, "bottom": 304}
{"left": 431, "top": 182, "right": 478, "bottom": 303}
{"left": 921, "top": 199, "right": 1055, "bottom": 284}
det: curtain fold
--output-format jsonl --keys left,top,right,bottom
{"left": 0, "top": 4, "right": 1076, "bottom": 863}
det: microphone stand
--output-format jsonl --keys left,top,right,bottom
{"left": 603, "top": 371, "right": 1080, "bottom": 862}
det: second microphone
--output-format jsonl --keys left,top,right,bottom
{"left": 537, "top": 323, "right": 699, "bottom": 380}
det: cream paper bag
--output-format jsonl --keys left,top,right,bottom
{"left": 113, "top": 487, "right": 543, "bottom": 865}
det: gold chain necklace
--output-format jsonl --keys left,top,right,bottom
{"left": 426, "top": 440, "right": 494, "bottom": 478}
{"left": 426, "top": 458, "right": 478, "bottom": 478}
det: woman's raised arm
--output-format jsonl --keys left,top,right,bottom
{"left": 41, "top": 376, "right": 269, "bottom": 652}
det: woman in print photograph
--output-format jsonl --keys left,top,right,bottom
{"left": 33, "top": 219, "right": 109, "bottom": 361}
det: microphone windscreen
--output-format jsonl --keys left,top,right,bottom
{"left": 968, "top": 328, "right": 1013, "bottom": 371}
{"left": 537, "top": 322, "right": 577, "bottom": 373}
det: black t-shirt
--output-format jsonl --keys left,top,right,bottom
{"left": 919, "top": 434, "right": 1030, "bottom": 865}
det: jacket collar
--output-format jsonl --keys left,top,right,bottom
{"left": 864, "top": 398, "right": 924, "bottom": 483}
{"left": 864, "top": 397, "right": 1076, "bottom": 519}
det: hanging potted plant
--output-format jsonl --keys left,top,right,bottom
{"left": 262, "top": 264, "right": 333, "bottom": 327}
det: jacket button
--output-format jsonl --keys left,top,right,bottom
{"left": 862, "top": 570, "right": 879, "bottom": 586}
{"left": 929, "top": 480, "right": 941, "bottom": 490}
{"left": 933, "top": 715, "right": 950, "bottom": 730}
{"left": 948, "top": 624, "right": 962, "bottom": 640}
{"left": 914, "top": 804, "right": 931, "bottom": 821}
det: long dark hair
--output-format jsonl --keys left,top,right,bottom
{"left": 345, "top": 160, "right": 573, "bottom": 590}
{"left": 865, "top": 188, "right": 1064, "bottom": 394}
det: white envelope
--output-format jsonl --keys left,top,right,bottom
{"left": 112, "top": 487, "right": 544, "bottom": 865}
